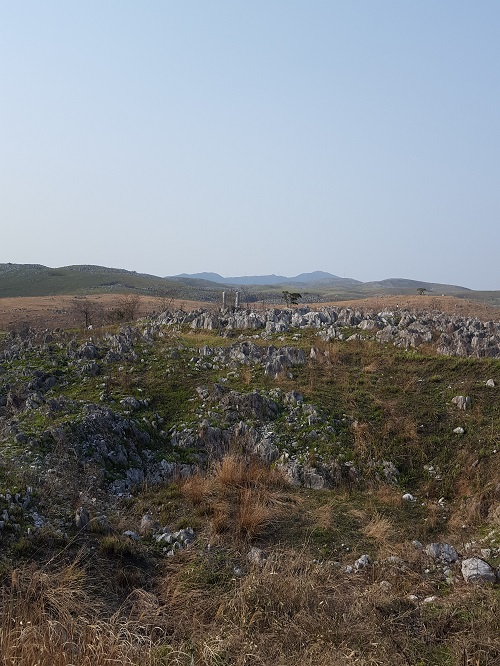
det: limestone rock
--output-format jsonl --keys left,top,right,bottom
{"left": 175, "top": 527, "right": 195, "bottom": 545}
{"left": 123, "top": 530, "right": 140, "bottom": 541}
{"left": 354, "top": 554, "right": 371, "bottom": 570}
{"left": 451, "top": 395, "right": 471, "bottom": 410}
{"left": 303, "top": 466, "right": 326, "bottom": 489}
{"left": 120, "top": 396, "right": 142, "bottom": 411}
{"left": 77, "top": 343, "right": 99, "bottom": 360}
{"left": 247, "top": 546, "right": 268, "bottom": 567}
{"left": 252, "top": 437, "right": 279, "bottom": 463}
{"left": 80, "top": 361, "right": 101, "bottom": 377}
{"left": 461, "top": 558, "right": 497, "bottom": 584}
{"left": 425, "top": 543, "right": 459, "bottom": 564}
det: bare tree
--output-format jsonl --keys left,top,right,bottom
{"left": 72, "top": 298, "right": 100, "bottom": 328}
{"left": 156, "top": 290, "right": 175, "bottom": 314}
{"left": 107, "top": 293, "right": 142, "bottom": 323}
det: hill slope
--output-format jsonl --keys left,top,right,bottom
{"left": 0, "top": 263, "right": 224, "bottom": 300}
{"left": 0, "top": 308, "right": 500, "bottom": 666}
{"left": 2, "top": 263, "right": 499, "bottom": 308}
{"left": 0, "top": 305, "right": 499, "bottom": 664}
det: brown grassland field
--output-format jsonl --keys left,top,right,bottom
{"left": 0, "top": 293, "right": 498, "bottom": 332}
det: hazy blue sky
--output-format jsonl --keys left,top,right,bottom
{"left": 1, "top": 1, "right": 499, "bottom": 289}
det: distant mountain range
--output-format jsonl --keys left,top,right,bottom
{"left": 2, "top": 264, "right": 498, "bottom": 307}
{"left": 173, "top": 270, "right": 362, "bottom": 287}
{"left": 173, "top": 271, "right": 471, "bottom": 293}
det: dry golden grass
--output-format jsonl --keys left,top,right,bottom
{"left": 362, "top": 512, "right": 397, "bottom": 558}
{"left": 160, "top": 545, "right": 500, "bottom": 666}
{"left": 240, "top": 365, "right": 253, "bottom": 385}
{"left": 448, "top": 457, "right": 500, "bottom": 532}
{"left": 489, "top": 502, "right": 500, "bottom": 527}
{"left": 2, "top": 503, "right": 500, "bottom": 665}
{"left": 371, "top": 485, "right": 404, "bottom": 508}
{"left": 207, "top": 453, "right": 287, "bottom": 493}
{"left": 362, "top": 512, "right": 395, "bottom": 544}
{"left": 181, "top": 473, "right": 213, "bottom": 505}
{"left": 351, "top": 420, "right": 373, "bottom": 458}
{"left": 380, "top": 408, "right": 419, "bottom": 445}
{"left": 362, "top": 360, "right": 380, "bottom": 373}
{"left": 347, "top": 506, "right": 368, "bottom": 522}
{"left": 7, "top": 559, "right": 92, "bottom": 627}
{"left": 310, "top": 501, "right": 336, "bottom": 530}
{"left": 0, "top": 560, "right": 164, "bottom": 666}
{"left": 237, "top": 488, "right": 278, "bottom": 538}
{"left": 180, "top": 454, "right": 292, "bottom": 540}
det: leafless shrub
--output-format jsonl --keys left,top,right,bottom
{"left": 71, "top": 297, "right": 104, "bottom": 329}
{"left": 106, "top": 293, "right": 142, "bottom": 323}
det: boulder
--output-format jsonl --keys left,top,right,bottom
{"left": 77, "top": 343, "right": 99, "bottom": 360}
{"left": 176, "top": 527, "right": 195, "bottom": 545}
{"left": 425, "top": 543, "right": 459, "bottom": 564}
{"left": 354, "top": 554, "right": 371, "bottom": 570}
{"left": 451, "top": 395, "right": 471, "bottom": 410}
{"left": 461, "top": 558, "right": 497, "bottom": 584}
{"left": 303, "top": 466, "right": 326, "bottom": 489}
{"left": 120, "top": 396, "right": 142, "bottom": 411}
{"left": 251, "top": 437, "right": 280, "bottom": 464}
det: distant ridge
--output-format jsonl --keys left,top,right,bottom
{"left": 172, "top": 271, "right": 474, "bottom": 293}
{"left": 364, "top": 278, "right": 471, "bottom": 292}
{"left": 1, "top": 263, "right": 493, "bottom": 304}
{"left": 173, "top": 271, "right": 362, "bottom": 287}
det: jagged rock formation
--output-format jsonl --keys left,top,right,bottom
{"left": 154, "top": 306, "right": 500, "bottom": 358}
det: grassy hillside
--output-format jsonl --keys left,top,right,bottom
{"left": 0, "top": 264, "right": 223, "bottom": 300}
{"left": 2, "top": 263, "right": 500, "bottom": 307}
{"left": 0, "top": 308, "right": 499, "bottom": 664}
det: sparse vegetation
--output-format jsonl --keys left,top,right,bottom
{"left": 0, "top": 301, "right": 499, "bottom": 664}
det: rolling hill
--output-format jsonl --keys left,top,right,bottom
{"left": 1, "top": 263, "right": 499, "bottom": 307}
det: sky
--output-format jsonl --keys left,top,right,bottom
{"left": 1, "top": 1, "right": 499, "bottom": 289}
